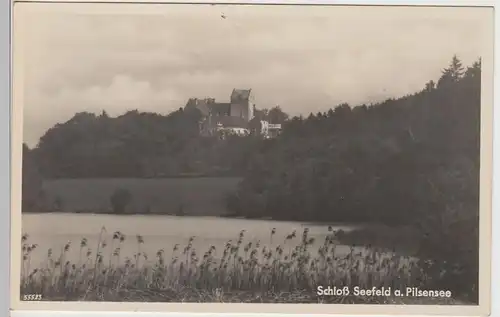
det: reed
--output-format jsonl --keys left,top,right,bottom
{"left": 19, "top": 227, "right": 456, "bottom": 303}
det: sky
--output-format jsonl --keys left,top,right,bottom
{"left": 16, "top": 3, "right": 492, "bottom": 147}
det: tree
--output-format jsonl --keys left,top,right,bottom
{"left": 110, "top": 188, "right": 133, "bottom": 214}
{"left": 464, "top": 58, "right": 481, "bottom": 80}
{"left": 100, "top": 110, "right": 109, "bottom": 118}
{"left": 438, "top": 55, "right": 465, "bottom": 88}
{"left": 425, "top": 80, "right": 436, "bottom": 91}
{"left": 253, "top": 108, "right": 269, "bottom": 121}
{"left": 268, "top": 106, "right": 289, "bottom": 124}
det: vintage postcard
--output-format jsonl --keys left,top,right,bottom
{"left": 10, "top": 2, "right": 494, "bottom": 315}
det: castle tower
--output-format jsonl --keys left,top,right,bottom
{"left": 230, "top": 89, "right": 254, "bottom": 121}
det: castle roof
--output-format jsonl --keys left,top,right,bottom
{"left": 185, "top": 98, "right": 232, "bottom": 117}
{"left": 185, "top": 98, "right": 210, "bottom": 116}
{"left": 231, "top": 89, "right": 252, "bottom": 102}
{"left": 185, "top": 88, "right": 253, "bottom": 118}
{"left": 208, "top": 103, "right": 231, "bottom": 116}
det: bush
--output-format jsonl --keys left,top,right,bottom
{"left": 110, "top": 188, "right": 133, "bottom": 214}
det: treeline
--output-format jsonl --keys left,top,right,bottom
{"left": 28, "top": 109, "right": 251, "bottom": 178}
{"left": 228, "top": 56, "right": 481, "bottom": 300}
{"left": 229, "top": 56, "right": 481, "bottom": 224}
{"left": 26, "top": 99, "right": 292, "bottom": 178}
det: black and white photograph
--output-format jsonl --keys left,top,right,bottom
{"left": 12, "top": 2, "right": 493, "bottom": 311}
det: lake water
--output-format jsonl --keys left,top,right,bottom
{"left": 22, "top": 213, "right": 361, "bottom": 268}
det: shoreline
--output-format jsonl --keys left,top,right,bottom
{"left": 22, "top": 210, "right": 422, "bottom": 256}
{"left": 19, "top": 226, "right": 474, "bottom": 305}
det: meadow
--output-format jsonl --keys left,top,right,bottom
{"left": 37, "top": 177, "right": 242, "bottom": 216}
{"left": 20, "top": 226, "right": 463, "bottom": 304}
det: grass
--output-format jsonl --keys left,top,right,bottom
{"left": 35, "top": 177, "right": 241, "bottom": 216}
{"left": 20, "top": 226, "right": 466, "bottom": 304}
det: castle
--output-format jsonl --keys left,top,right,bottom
{"left": 184, "top": 89, "right": 281, "bottom": 138}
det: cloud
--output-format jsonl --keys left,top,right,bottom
{"left": 17, "top": 4, "right": 491, "bottom": 146}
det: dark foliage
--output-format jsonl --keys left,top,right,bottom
{"left": 21, "top": 144, "right": 43, "bottom": 213}
{"left": 229, "top": 56, "right": 481, "bottom": 301}
{"left": 110, "top": 188, "right": 133, "bottom": 214}
{"left": 29, "top": 107, "right": 265, "bottom": 178}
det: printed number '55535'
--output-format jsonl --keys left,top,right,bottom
{"left": 23, "top": 294, "right": 42, "bottom": 301}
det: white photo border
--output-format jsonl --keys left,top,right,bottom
{"left": 4, "top": 1, "right": 498, "bottom": 317}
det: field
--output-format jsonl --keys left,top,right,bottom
{"left": 20, "top": 226, "right": 465, "bottom": 304}
{"left": 37, "top": 177, "right": 242, "bottom": 216}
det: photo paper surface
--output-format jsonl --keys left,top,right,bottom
{"left": 10, "top": 2, "right": 494, "bottom": 315}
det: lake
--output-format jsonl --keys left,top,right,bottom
{"left": 22, "top": 213, "right": 362, "bottom": 268}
